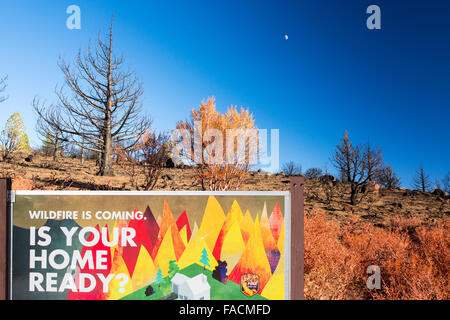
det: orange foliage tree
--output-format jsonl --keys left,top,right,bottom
{"left": 175, "top": 97, "right": 258, "bottom": 190}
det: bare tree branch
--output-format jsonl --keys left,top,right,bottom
{"left": 33, "top": 97, "right": 66, "bottom": 161}
{"left": 412, "top": 165, "right": 432, "bottom": 192}
{"left": 34, "top": 18, "right": 150, "bottom": 175}
{"left": 331, "top": 131, "right": 384, "bottom": 205}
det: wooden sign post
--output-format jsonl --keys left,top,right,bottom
{"left": 290, "top": 176, "right": 304, "bottom": 300}
{"left": 0, "top": 178, "right": 11, "bottom": 300}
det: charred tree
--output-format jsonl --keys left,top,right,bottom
{"left": 412, "top": 165, "right": 432, "bottom": 192}
{"left": 34, "top": 18, "right": 150, "bottom": 175}
{"left": 331, "top": 131, "right": 384, "bottom": 205}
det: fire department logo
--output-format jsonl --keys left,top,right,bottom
{"left": 240, "top": 273, "right": 259, "bottom": 297}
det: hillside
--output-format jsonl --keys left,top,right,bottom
{"left": 2, "top": 154, "right": 448, "bottom": 227}
{"left": 3, "top": 154, "right": 449, "bottom": 300}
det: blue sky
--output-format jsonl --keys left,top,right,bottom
{"left": 0, "top": 0, "right": 449, "bottom": 187}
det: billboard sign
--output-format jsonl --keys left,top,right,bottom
{"left": 9, "top": 191, "right": 292, "bottom": 300}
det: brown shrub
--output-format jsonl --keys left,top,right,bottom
{"left": 403, "top": 221, "right": 449, "bottom": 299}
{"left": 115, "top": 131, "right": 170, "bottom": 190}
{"left": 342, "top": 221, "right": 412, "bottom": 299}
{"left": 304, "top": 210, "right": 360, "bottom": 299}
{"left": 305, "top": 210, "right": 449, "bottom": 300}
{"left": 12, "top": 176, "right": 35, "bottom": 190}
{"left": 387, "top": 216, "right": 423, "bottom": 233}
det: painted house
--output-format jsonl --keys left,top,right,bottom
{"left": 171, "top": 273, "right": 211, "bottom": 300}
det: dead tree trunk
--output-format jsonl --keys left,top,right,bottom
{"left": 80, "top": 136, "right": 85, "bottom": 165}
{"left": 32, "top": 17, "right": 150, "bottom": 176}
{"left": 331, "top": 131, "right": 384, "bottom": 205}
{"left": 101, "top": 110, "right": 113, "bottom": 176}
{"left": 53, "top": 131, "right": 59, "bottom": 162}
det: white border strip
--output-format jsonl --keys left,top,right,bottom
{"left": 10, "top": 190, "right": 290, "bottom": 300}
{"left": 14, "top": 190, "right": 289, "bottom": 196}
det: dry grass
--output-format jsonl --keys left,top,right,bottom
{"left": 305, "top": 209, "right": 449, "bottom": 300}
{"left": 2, "top": 154, "right": 449, "bottom": 300}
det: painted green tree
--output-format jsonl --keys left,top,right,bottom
{"left": 155, "top": 268, "right": 164, "bottom": 287}
{"left": 168, "top": 260, "right": 179, "bottom": 279}
{"left": 199, "top": 248, "right": 211, "bottom": 270}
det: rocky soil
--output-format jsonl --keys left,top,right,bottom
{"left": 2, "top": 154, "right": 449, "bottom": 227}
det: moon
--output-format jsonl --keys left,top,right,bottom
{"left": 284, "top": 34, "right": 288, "bottom": 40}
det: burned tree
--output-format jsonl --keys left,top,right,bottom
{"left": 282, "top": 161, "right": 302, "bottom": 177}
{"left": 330, "top": 131, "right": 384, "bottom": 205}
{"left": 140, "top": 131, "right": 171, "bottom": 190}
{"left": 34, "top": 19, "right": 150, "bottom": 175}
{"left": 442, "top": 172, "right": 450, "bottom": 194}
{"left": 362, "top": 141, "right": 384, "bottom": 182}
{"left": 412, "top": 165, "right": 432, "bottom": 192}
{"left": 114, "top": 130, "right": 170, "bottom": 190}
{"left": 33, "top": 98, "right": 65, "bottom": 161}
{"left": 376, "top": 165, "right": 401, "bottom": 189}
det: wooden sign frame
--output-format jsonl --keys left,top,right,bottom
{"left": 0, "top": 177, "right": 304, "bottom": 300}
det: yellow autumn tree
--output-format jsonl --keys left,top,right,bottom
{"left": 175, "top": 97, "right": 258, "bottom": 190}
{"left": 0, "top": 112, "right": 30, "bottom": 159}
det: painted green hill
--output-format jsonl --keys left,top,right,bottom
{"left": 121, "top": 263, "right": 266, "bottom": 300}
